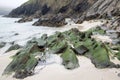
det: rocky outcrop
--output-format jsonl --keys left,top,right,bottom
{"left": 8, "top": 0, "right": 97, "bottom": 18}
{"left": 16, "top": 17, "right": 33, "bottom": 23}
{"left": 81, "top": 0, "right": 120, "bottom": 20}
{"left": 8, "top": 0, "right": 98, "bottom": 26}
{"left": 3, "top": 27, "right": 120, "bottom": 79}
{"left": 33, "top": 14, "right": 67, "bottom": 27}
{"left": 7, "top": 0, "right": 120, "bottom": 27}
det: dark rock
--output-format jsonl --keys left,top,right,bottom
{"left": 13, "top": 70, "right": 33, "bottom": 79}
{"left": 84, "top": 0, "right": 120, "bottom": 20}
{"left": 0, "top": 42, "right": 6, "bottom": 48}
{"left": 61, "top": 47, "right": 79, "bottom": 70}
{"left": 41, "top": 34, "right": 48, "bottom": 40}
{"left": 8, "top": 0, "right": 97, "bottom": 18}
{"left": 14, "top": 33, "right": 19, "bottom": 36}
{"left": 118, "top": 73, "right": 120, "bottom": 77}
{"left": 89, "top": 43, "right": 116, "bottom": 68}
{"left": 3, "top": 43, "right": 41, "bottom": 76}
{"left": 33, "top": 14, "right": 67, "bottom": 27}
{"left": 5, "top": 44, "right": 21, "bottom": 53}
{"left": 17, "top": 17, "right": 33, "bottom": 23}
{"left": 73, "top": 45, "right": 89, "bottom": 55}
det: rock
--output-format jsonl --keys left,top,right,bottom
{"left": 89, "top": 42, "right": 116, "bottom": 68}
{"left": 8, "top": 0, "right": 97, "bottom": 18}
{"left": 83, "top": 0, "right": 120, "bottom": 20}
{"left": 5, "top": 44, "right": 21, "bottom": 53}
{"left": 118, "top": 73, "right": 120, "bottom": 77}
{"left": 33, "top": 14, "right": 67, "bottom": 27}
{"left": 17, "top": 17, "right": 33, "bottom": 23}
{"left": 13, "top": 70, "right": 33, "bottom": 79}
{"left": 46, "top": 32, "right": 67, "bottom": 54}
{"left": 41, "top": 34, "right": 48, "bottom": 40}
{"left": 14, "top": 33, "right": 19, "bottom": 36}
{"left": 73, "top": 45, "right": 89, "bottom": 55}
{"left": 49, "top": 40, "right": 67, "bottom": 54}
{"left": 3, "top": 43, "right": 41, "bottom": 77}
{"left": 61, "top": 47, "right": 79, "bottom": 70}
{"left": 0, "top": 42, "right": 6, "bottom": 48}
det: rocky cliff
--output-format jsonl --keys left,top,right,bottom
{"left": 8, "top": 0, "right": 120, "bottom": 27}
{"left": 8, "top": 0, "right": 97, "bottom": 18}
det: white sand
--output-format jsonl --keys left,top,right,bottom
{"left": 0, "top": 20, "right": 120, "bottom": 80}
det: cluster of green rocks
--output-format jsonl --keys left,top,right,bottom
{"left": 3, "top": 27, "right": 120, "bottom": 79}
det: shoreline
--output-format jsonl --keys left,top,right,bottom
{"left": 0, "top": 50, "right": 120, "bottom": 80}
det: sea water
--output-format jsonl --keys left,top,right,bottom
{"left": 0, "top": 15, "right": 70, "bottom": 46}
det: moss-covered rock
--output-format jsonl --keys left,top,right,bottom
{"left": 73, "top": 45, "right": 89, "bottom": 55}
{"left": 5, "top": 44, "right": 21, "bottom": 53}
{"left": 3, "top": 43, "right": 41, "bottom": 78}
{"left": 61, "top": 47, "right": 79, "bottom": 69}
{"left": 89, "top": 42, "right": 115, "bottom": 68}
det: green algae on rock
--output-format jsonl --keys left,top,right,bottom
{"left": 2, "top": 27, "right": 120, "bottom": 79}
{"left": 61, "top": 47, "right": 79, "bottom": 69}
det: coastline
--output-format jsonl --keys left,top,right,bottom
{"left": 0, "top": 50, "right": 120, "bottom": 80}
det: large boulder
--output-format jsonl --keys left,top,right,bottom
{"left": 3, "top": 43, "right": 41, "bottom": 78}
{"left": 88, "top": 42, "right": 117, "bottom": 68}
{"left": 61, "top": 47, "right": 79, "bottom": 69}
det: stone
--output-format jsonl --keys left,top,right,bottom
{"left": 3, "top": 43, "right": 41, "bottom": 76}
{"left": 89, "top": 43, "right": 116, "bottom": 68}
{"left": 17, "top": 17, "right": 33, "bottom": 23}
{"left": 0, "top": 42, "right": 6, "bottom": 48}
{"left": 74, "top": 45, "right": 89, "bottom": 55}
{"left": 33, "top": 14, "right": 67, "bottom": 27}
{"left": 61, "top": 47, "right": 79, "bottom": 69}
{"left": 5, "top": 44, "right": 21, "bottom": 53}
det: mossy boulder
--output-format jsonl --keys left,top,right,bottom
{"left": 90, "top": 43, "right": 115, "bottom": 68}
{"left": 3, "top": 43, "right": 41, "bottom": 78}
{"left": 61, "top": 47, "right": 79, "bottom": 69}
{"left": 49, "top": 40, "right": 67, "bottom": 54}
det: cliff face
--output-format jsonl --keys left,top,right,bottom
{"left": 8, "top": 0, "right": 97, "bottom": 18}
{"left": 8, "top": 0, "right": 120, "bottom": 27}
{"left": 84, "top": 0, "right": 120, "bottom": 19}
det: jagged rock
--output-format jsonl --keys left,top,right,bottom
{"left": 3, "top": 43, "right": 41, "bottom": 77}
{"left": 33, "top": 14, "right": 67, "bottom": 27}
{"left": 84, "top": 0, "right": 120, "bottom": 20}
{"left": 13, "top": 70, "right": 33, "bottom": 79}
{"left": 0, "top": 42, "right": 6, "bottom": 48}
{"left": 88, "top": 42, "right": 117, "bottom": 68}
{"left": 17, "top": 17, "right": 33, "bottom": 23}
{"left": 8, "top": 0, "right": 97, "bottom": 18}
{"left": 5, "top": 44, "right": 21, "bottom": 53}
{"left": 61, "top": 47, "right": 79, "bottom": 69}
{"left": 3, "top": 28, "right": 120, "bottom": 79}
{"left": 73, "top": 45, "right": 89, "bottom": 55}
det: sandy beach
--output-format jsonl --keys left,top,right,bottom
{"left": 0, "top": 50, "right": 120, "bottom": 80}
